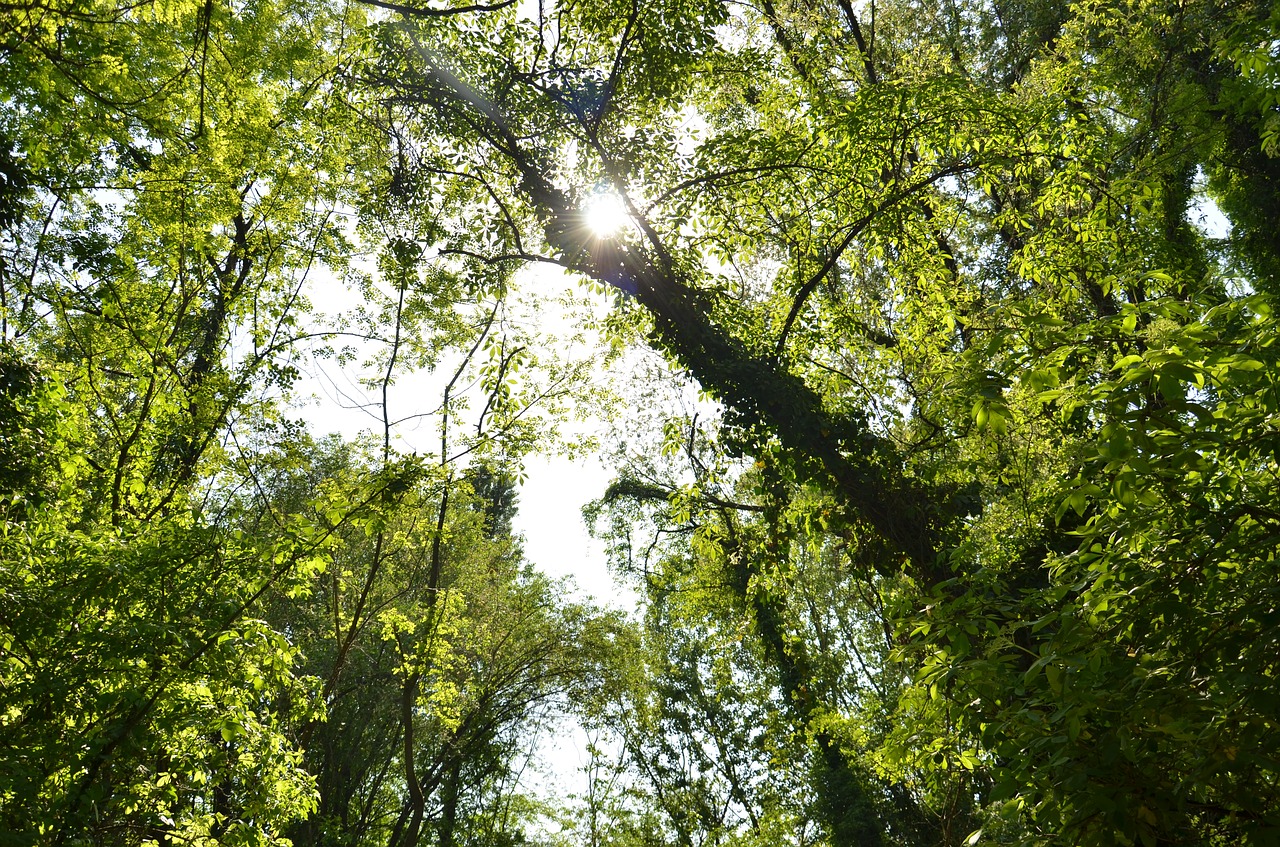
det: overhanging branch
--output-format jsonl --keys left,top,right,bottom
{"left": 385, "top": 40, "right": 954, "bottom": 581}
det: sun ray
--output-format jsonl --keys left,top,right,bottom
{"left": 584, "top": 192, "right": 632, "bottom": 237}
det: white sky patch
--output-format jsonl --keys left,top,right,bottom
{"left": 513, "top": 452, "right": 623, "bottom": 603}
{"left": 1191, "top": 166, "right": 1232, "bottom": 239}
{"left": 1191, "top": 195, "right": 1231, "bottom": 240}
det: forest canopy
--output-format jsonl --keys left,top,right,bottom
{"left": 1, "top": 0, "right": 1279, "bottom": 844}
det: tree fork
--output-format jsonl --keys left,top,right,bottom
{"left": 397, "top": 50, "right": 957, "bottom": 581}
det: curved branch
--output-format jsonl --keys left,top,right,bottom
{"left": 774, "top": 162, "right": 968, "bottom": 357}
{"left": 647, "top": 162, "right": 824, "bottom": 211}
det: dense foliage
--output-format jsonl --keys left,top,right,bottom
{"left": 2, "top": 0, "right": 1279, "bottom": 844}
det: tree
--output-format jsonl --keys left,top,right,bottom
{"left": 0, "top": 344, "right": 326, "bottom": 844}
{"left": 0, "top": 0, "right": 375, "bottom": 841}
{"left": 239, "top": 435, "right": 628, "bottom": 847}
{"left": 586, "top": 397, "right": 976, "bottom": 847}
{"left": 6, "top": 0, "right": 1280, "bottom": 842}
{"left": 3, "top": 0, "right": 624, "bottom": 838}
{"left": 359, "top": 0, "right": 1280, "bottom": 842}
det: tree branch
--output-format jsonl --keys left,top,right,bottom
{"left": 774, "top": 162, "right": 968, "bottom": 357}
{"left": 357, "top": 0, "right": 516, "bottom": 17}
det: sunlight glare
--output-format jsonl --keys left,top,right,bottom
{"left": 585, "top": 192, "right": 632, "bottom": 237}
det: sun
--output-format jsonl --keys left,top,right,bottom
{"left": 584, "top": 191, "right": 633, "bottom": 237}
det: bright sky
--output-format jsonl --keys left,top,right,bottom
{"left": 294, "top": 254, "right": 633, "bottom": 602}
{"left": 513, "top": 451, "right": 620, "bottom": 602}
